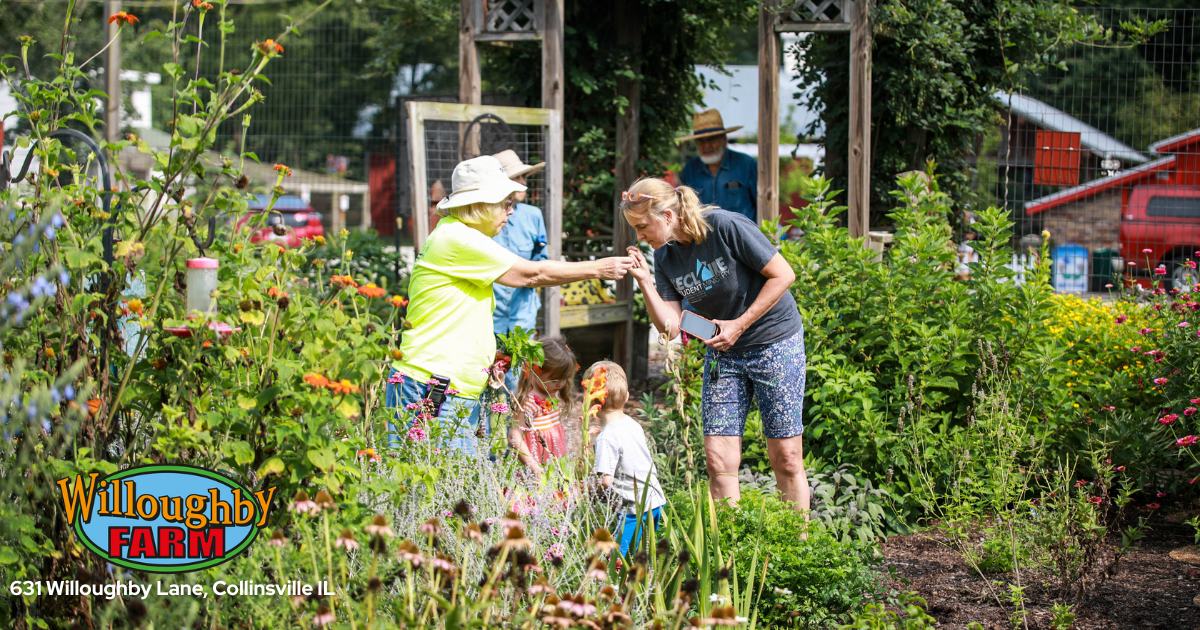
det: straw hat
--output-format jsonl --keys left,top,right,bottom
{"left": 675, "top": 109, "right": 743, "bottom": 142}
{"left": 491, "top": 149, "right": 546, "bottom": 179}
{"left": 437, "top": 156, "right": 527, "bottom": 210}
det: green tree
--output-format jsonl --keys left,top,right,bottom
{"left": 487, "top": 0, "right": 759, "bottom": 237}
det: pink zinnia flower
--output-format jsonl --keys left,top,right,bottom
{"left": 313, "top": 604, "right": 335, "bottom": 627}
{"left": 1143, "top": 248, "right": 1154, "bottom": 254}
{"left": 1147, "top": 503, "right": 1161, "bottom": 509}
{"left": 1139, "top": 328, "right": 1152, "bottom": 336}
{"left": 405, "top": 402, "right": 420, "bottom": 411}
{"left": 1177, "top": 435, "right": 1198, "bottom": 447}
{"left": 1159, "top": 414, "right": 1178, "bottom": 425}
{"left": 1154, "top": 377, "right": 1169, "bottom": 385}
{"left": 1115, "top": 314, "right": 1128, "bottom": 324}
{"left": 1181, "top": 322, "right": 1191, "bottom": 328}
{"left": 387, "top": 372, "right": 406, "bottom": 384}
{"left": 1131, "top": 345, "right": 1142, "bottom": 352}
{"left": 446, "top": 388, "right": 461, "bottom": 396}
{"left": 1155, "top": 266, "right": 1168, "bottom": 275}
{"left": 1157, "top": 492, "right": 1166, "bottom": 498}
{"left": 491, "top": 402, "right": 509, "bottom": 414}
{"left": 1185, "top": 407, "right": 1197, "bottom": 416}
{"left": 1087, "top": 496, "right": 1104, "bottom": 505}
{"left": 407, "top": 426, "right": 427, "bottom": 441}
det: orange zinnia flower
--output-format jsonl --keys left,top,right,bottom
{"left": 387, "top": 295, "right": 409, "bottom": 308}
{"left": 256, "top": 39, "right": 284, "bottom": 55}
{"left": 327, "top": 379, "right": 360, "bottom": 395}
{"left": 357, "top": 283, "right": 386, "bottom": 298}
{"left": 108, "top": 12, "right": 139, "bottom": 25}
{"left": 267, "top": 287, "right": 288, "bottom": 298}
{"left": 272, "top": 163, "right": 292, "bottom": 177}
{"left": 304, "top": 373, "right": 331, "bottom": 388}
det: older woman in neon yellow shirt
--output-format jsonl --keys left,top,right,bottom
{"left": 387, "top": 155, "right": 634, "bottom": 454}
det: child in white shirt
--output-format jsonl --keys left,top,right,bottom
{"left": 585, "top": 360, "right": 666, "bottom": 556}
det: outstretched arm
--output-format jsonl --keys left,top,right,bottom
{"left": 496, "top": 256, "right": 634, "bottom": 288}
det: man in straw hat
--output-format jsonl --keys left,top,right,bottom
{"left": 386, "top": 155, "right": 634, "bottom": 455}
{"left": 490, "top": 149, "right": 548, "bottom": 336}
{"left": 678, "top": 108, "right": 758, "bottom": 223}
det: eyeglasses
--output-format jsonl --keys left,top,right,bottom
{"left": 621, "top": 191, "right": 657, "bottom": 203}
{"left": 501, "top": 197, "right": 516, "bottom": 210}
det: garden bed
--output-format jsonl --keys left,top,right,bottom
{"left": 881, "top": 517, "right": 1200, "bottom": 629}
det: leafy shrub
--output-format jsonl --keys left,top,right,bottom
{"left": 676, "top": 489, "right": 886, "bottom": 629}
{"left": 836, "top": 592, "right": 938, "bottom": 630}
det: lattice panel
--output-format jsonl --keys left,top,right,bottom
{"left": 486, "top": 0, "right": 537, "bottom": 33}
{"left": 784, "top": 0, "right": 847, "bottom": 23}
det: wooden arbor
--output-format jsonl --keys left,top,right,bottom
{"left": 447, "top": 0, "right": 636, "bottom": 370}
{"left": 759, "top": 0, "right": 872, "bottom": 238}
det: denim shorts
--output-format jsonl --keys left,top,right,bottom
{"left": 385, "top": 370, "right": 485, "bottom": 455}
{"left": 701, "top": 327, "right": 806, "bottom": 439}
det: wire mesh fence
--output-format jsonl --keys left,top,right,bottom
{"left": 971, "top": 7, "right": 1200, "bottom": 293}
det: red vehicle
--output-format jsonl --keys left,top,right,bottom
{"left": 1120, "top": 185, "right": 1200, "bottom": 290}
{"left": 237, "top": 194, "right": 324, "bottom": 248}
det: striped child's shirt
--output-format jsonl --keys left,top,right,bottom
{"left": 522, "top": 393, "right": 562, "bottom": 431}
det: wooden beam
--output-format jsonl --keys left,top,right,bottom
{"left": 407, "top": 101, "right": 430, "bottom": 253}
{"left": 542, "top": 0, "right": 565, "bottom": 338}
{"left": 460, "top": 0, "right": 482, "bottom": 157}
{"left": 541, "top": 0, "right": 564, "bottom": 112}
{"left": 104, "top": 0, "right": 121, "bottom": 144}
{"left": 775, "top": 22, "right": 852, "bottom": 33}
{"left": 459, "top": 0, "right": 482, "bottom": 106}
{"left": 545, "top": 109, "right": 563, "bottom": 338}
{"left": 611, "top": 0, "right": 641, "bottom": 374}
{"left": 848, "top": 0, "right": 872, "bottom": 239}
{"left": 757, "top": 0, "right": 780, "bottom": 225}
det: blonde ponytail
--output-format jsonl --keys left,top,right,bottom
{"left": 620, "top": 177, "right": 713, "bottom": 244}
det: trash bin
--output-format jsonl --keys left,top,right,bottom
{"left": 1091, "top": 248, "right": 1123, "bottom": 292}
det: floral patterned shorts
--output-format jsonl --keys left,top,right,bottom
{"left": 701, "top": 327, "right": 806, "bottom": 439}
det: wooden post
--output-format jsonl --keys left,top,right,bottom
{"left": 544, "top": 109, "right": 563, "bottom": 338}
{"left": 104, "top": 0, "right": 122, "bottom": 144}
{"left": 407, "top": 101, "right": 429, "bottom": 254}
{"left": 612, "top": 0, "right": 641, "bottom": 374}
{"left": 459, "top": 0, "right": 482, "bottom": 156}
{"left": 542, "top": 0, "right": 565, "bottom": 338}
{"left": 848, "top": 0, "right": 872, "bottom": 239}
{"left": 541, "top": 0, "right": 564, "bottom": 111}
{"left": 757, "top": 0, "right": 780, "bottom": 225}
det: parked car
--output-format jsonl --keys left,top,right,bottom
{"left": 237, "top": 194, "right": 324, "bottom": 248}
{"left": 1120, "top": 185, "right": 1200, "bottom": 290}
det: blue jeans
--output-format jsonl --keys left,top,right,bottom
{"left": 385, "top": 371, "right": 485, "bottom": 455}
{"left": 616, "top": 507, "right": 663, "bottom": 557}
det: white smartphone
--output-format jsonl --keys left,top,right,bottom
{"left": 679, "top": 311, "right": 719, "bottom": 341}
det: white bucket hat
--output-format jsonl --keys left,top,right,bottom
{"left": 437, "top": 156, "right": 527, "bottom": 210}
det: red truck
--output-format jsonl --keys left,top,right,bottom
{"left": 1120, "top": 185, "right": 1200, "bottom": 290}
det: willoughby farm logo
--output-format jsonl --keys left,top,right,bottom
{"left": 56, "top": 465, "right": 276, "bottom": 573}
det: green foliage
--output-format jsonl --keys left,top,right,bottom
{"left": 676, "top": 489, "right": 887, "bottom": 630}
{"left": 837, "top": 592, "right": 938, "bottom": 630}
{"left": 776, "top": 170, "right": 1057, "bottom": 497}
{"left": 487, "top": 0, "right": 759, "bottom": 239}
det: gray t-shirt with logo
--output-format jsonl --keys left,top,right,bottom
{"left": 653, "top": 209, "right": 801, "bottom": 350}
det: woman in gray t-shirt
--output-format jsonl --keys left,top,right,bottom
{"left": 621, "top": 177, "right": 809, "bottom": 516}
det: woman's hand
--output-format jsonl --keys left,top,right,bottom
{"left": 705, "top": 317, "right": 747, "bottom": 351}
{"left": 625, "top": 246, "right": 652, "bottom": 284}
{"left": 596, "top": 256, "right": 635, "bottom": 281}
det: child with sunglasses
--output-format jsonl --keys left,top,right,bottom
{"left": 507, "top": 337, "right": 577, "bottom": 474}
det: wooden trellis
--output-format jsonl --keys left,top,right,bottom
{"left": 763, "top": 0, "right": 872, "bottom": 238}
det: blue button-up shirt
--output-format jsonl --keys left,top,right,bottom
{"left": 680, "top": 147, "right": 758, "bottom": 223}
{"left": 493, "top": 202, "right": 548, "bottom": 334}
